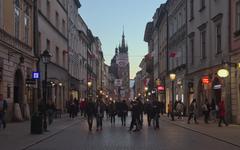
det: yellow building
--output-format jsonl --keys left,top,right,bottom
{"left": 0, "top": 0, "right": 36, "bottom": 121}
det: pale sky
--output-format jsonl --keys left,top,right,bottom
{"left": 79, "top": 0, "right": 166, "bottom": 79}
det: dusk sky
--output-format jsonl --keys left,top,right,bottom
{"left": 79, "top": 0, "right": 166, "bottom": 79}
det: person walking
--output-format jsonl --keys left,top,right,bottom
{"left": 129, "top": 100, "right": 140, "bottom": 132}
{"left": 152, "top": 99, "right": 161, "bottom": 129}
{"left": 188, "top": 99, "right": 198, "bottom": 124}
{"left": 218, "top": 100, "right": 228, "bottom": 127}
{"left": 176, "top": 101, "right": 184, "bottom": 119}
{"left": 145, "top": 100, "right": 153, "bottom": 126}
{"left": 137, "top": 98, "right": 144, "bottom": 128}
{"left": 0, "top": 94, "right": 8, "bottom": 129}
{"left": 120, "top": 100, "right": 128, "bottom": 126}
{"left": 86, "top": 98, "right": 95, "bottom": 131}
{"left": 95, "top": 99, "right": 105, "bottom": 131}
{"left": 210, "top": 99, "right": 217, "bottom": 122}
{"left": 109, "top": 101, "right": 116, "bottom": 124}
{"left": 202, "top": 99, "right": 210, "bottom": 124}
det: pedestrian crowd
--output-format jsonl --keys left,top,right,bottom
{"left": 0, "top": 93, "right": 229, "bottom": 132}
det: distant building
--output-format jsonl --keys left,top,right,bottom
{"left": 110, "top": 32, "right": 130, "bottom": 101}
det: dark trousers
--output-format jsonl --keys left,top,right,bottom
{"left": 203, "top": 111, "right": 209, "bottom": 123}
{"left": 0, "top": 112, "right": 6, "bottom": 129}
{"left": 139, "top": 113, "right": 143, "bottom": 126}
{"left": 147, "top": 114, "right": 152, "bottom": 126}
{"left": 153, "top": 114, "right": 159, "bottom": 129}
{"left": 218, "top": 116, "right": 228, "bottom": 126}
{"left": 110, "top": 115, "right": 115, "bottom": 124}
{"left": 87, "top": 115, "right": 93, "bottom": 131}
{"left": 121, "top": 114, "right": 126, "bottom": 126}
{"left": 188, "top": 113, "right": 197, "bottom": 123}
{"left": 96, "top": 116, "right": 103, "bottom": 129}
{"left": 129, "top": 116, "right": 139, "bottom": 131}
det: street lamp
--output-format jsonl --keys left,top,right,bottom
{"left": 169, "top": 73, "right": 176, "bottom": 121}
{"left": 41, "top": 49, "right": 51, "bottom": 131}
{"left": 87, "top": 81, "right": 92, "bottom": 99}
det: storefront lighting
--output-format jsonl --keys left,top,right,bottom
{"left": 87, "top": 81, "right": 92, "bottom": 87}
{"left": 58, "top": 82, "right": 63, "bottom": 86}
{"left": 217, "top": 69, "right": 229, "bottom": 78}
{"left": 144, "top": 87, "right": 148, "bottom": 92}
{"left": 169, "top": 73, "right": 176, "bottom": 81}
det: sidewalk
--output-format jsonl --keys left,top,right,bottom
{"left": 161, "top": 115, "right": 240, "bottom": 147}
{"left": 0, "top": 114, "right": 82, "bottom": 150}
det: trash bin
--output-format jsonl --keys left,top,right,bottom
{"left": 31, "top": 112, "right": 43, "bottom": 134}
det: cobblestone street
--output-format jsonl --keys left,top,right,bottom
{"left": 17, "top": 116, "right": 240, "bottom": 150}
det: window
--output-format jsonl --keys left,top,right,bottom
{"left": 236, "top": 1, "right": 240, "bottom": 31}
{"left": 38, "top": 0, "right": 41, "bottom": 10}
{"left": 63, "top": 51, "right": 66, "bottom": 68}
{"left": 47, "top": 0, "right": 50, "bottom": 19}
{"left": 38, "top": 32, "right": 41, "bottom": 51}
{"left": 62, "top": 19, "right": 66, "bottom": 35}
{"left": 0, "top": 0, "right": 2, "bottom": 27}
{"left": 55, "top": 47, "right": 59, "bottom": 64}
{"left": 216, "top": 24, "right": 222, "bottom": 54}
{"left": 200, "top": 30, "right": 206, "bottom": 59}
{"left": 14, "top": 0, "right": 20, "bottom": 38}
{"left": 55, "top": 11, "right": 59, "bottom": 29}
{"left": 200, "top": 0, "right": 205, "bottom": 11}
{"left": 190, "top": 37, "right": 194, "bottom": 64}
{"left": 46, "top": 39, "right": 50, "bottom": 50}
{"left": 24, "top": 4, "right": 30, "bottom": 44}
{"left": 190, "top": 0, "right": 194, "bottom": 20}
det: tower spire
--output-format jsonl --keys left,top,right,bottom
{"left": 122, "top": 26, "right": 125, "bottom": 48}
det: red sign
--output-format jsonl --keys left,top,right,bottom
{"left": 202, "top": 76, "right": 210, "bottom": 84}
{"left": 157, "top": 85, "right": 165, "bottom": 91}
{"left": 169, "top": 52, "right": 176, "bottom": 58}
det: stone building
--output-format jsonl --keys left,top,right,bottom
{"left": 230, "top": 0, "right": 240, "bottom": 123}
{"left": 187, "top": 0, "right": 230, "bottom": 117}
{"left": 68, "top": 0, "right": 81, "bottom": 100}
{"left": 0, "top": 0, "right": 35, "bottom": 121}
{"left": 38, "top": 0, "right": 69, "bottom": 111}
{"left": 110, "top": 32, "right": 130, "bottom": 101}
{"left": 166, "top": 0, "right": 187, "bottom": 108}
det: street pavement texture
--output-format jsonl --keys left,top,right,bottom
{"left": 1, "top": 115, "right": 240, "bottom": 150}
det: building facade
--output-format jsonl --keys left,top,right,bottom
{"left": 38, "top": 0, "right": 69, "bottom": 111}
{"left": 230, "top": 0, "right": 240, "bottom": 123}
{"left": 68, "top": 0, "right": 81, "bottom": 101}
{"left": 0, "top": 0, "right": 35, "bottom": 121}
{"left": 187, "top": 0, "right": 230, "bottom": 117}
{"left": 167, "top": 0, "right": 187, "bottom": 109}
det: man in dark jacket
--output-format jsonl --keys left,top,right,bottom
{"left": 145, "top": 100, "right": 153, "bottom": 127}
{"left": 95, "top": 99, "right": 105, "bottom": 131}
{"left": 129, "top": 100, "right": 140, "bottom": 132}
{"left": 86, "top": 98, "right": 95, "bottom": 131}
{"left": 119, "top": 100, "right": 128, "bottom": 126}
{"left": 152, "top": 99, "right": 161, "bottom": 129}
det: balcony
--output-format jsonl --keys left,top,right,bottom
{"left": 0, "top": 28, "right": 32, "bottom": 53}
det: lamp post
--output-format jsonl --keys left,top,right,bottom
{"left": 41, "top": 49, "right": 51, "bottom": 131}
{"left": 169, "top": 73, "right": 176, "bottom": 121}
